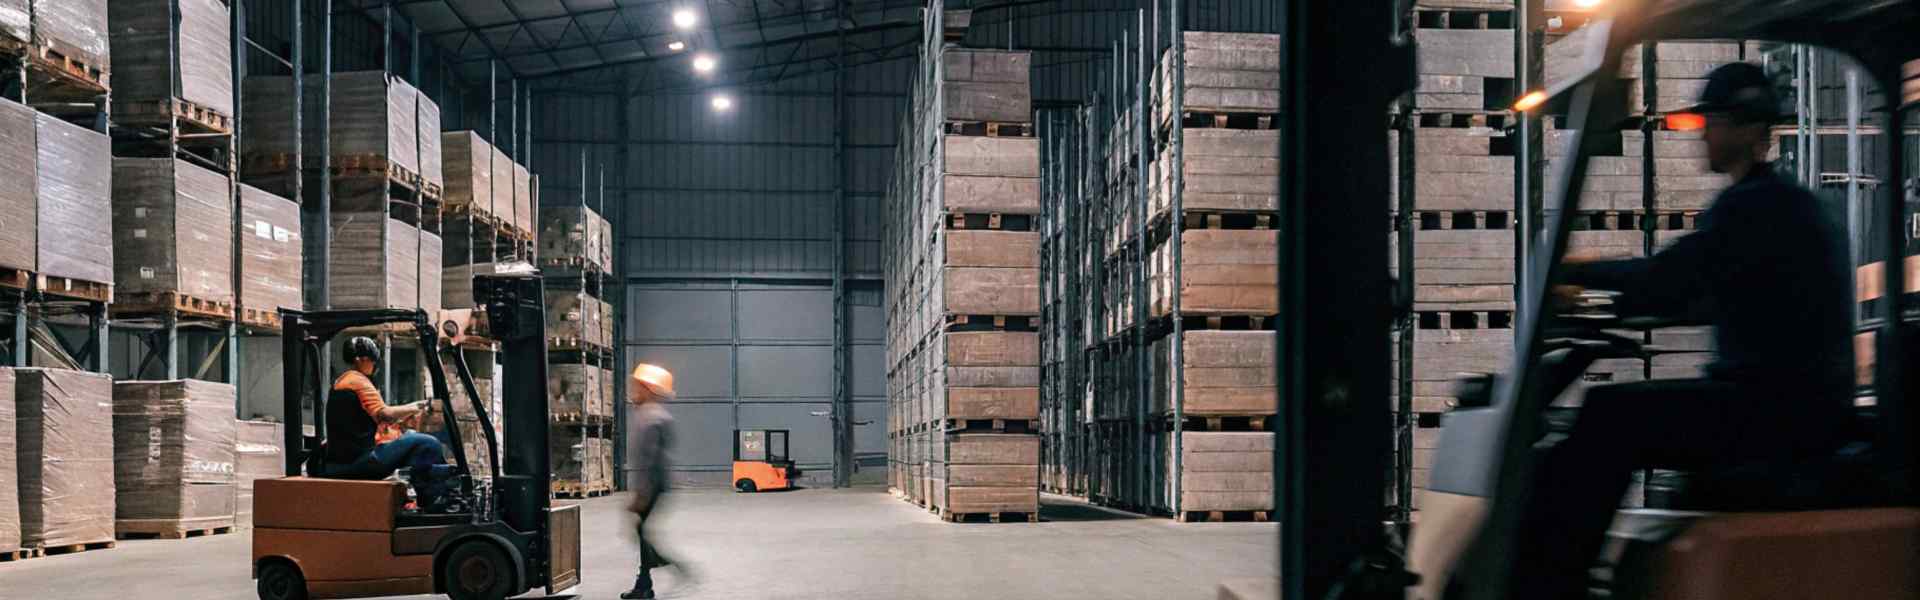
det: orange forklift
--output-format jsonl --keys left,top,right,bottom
{"left": 733, "top": 429, "right": 801, "bottom": 492}
{"left": 252, "top": 273, "right": 581, "bottom": 600}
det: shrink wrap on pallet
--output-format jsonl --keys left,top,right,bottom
{"left": 442, "top": 131, "right": 494, "bottom": 219}
{"left": 233, "top": 420, "right": 282, "bottom": 530}
{"left": 420, "top": 230, "right": 442, "bottom": 317}
{"left": 329, "top": 212, "right": 419, "bottom": 310}
{"left": 514, "top": 165, "right": 533, "bottom": 237}
{"left": 111, "top": 158, "right": 234, "bottom": 303}
{"left": 16, "top": 368, "right": 116, "bottom": 548}
{"left": 33, "top": 0, "right": 109, "bottom": 67}
{"left": 238, "top": 185, "right": 303, "bottom": 316}
{"left": 36, "top": 113, "right": 113, "bottom": 285}
{"left": 490, "top": 146, "right": 512, "bottom": 231}
{"left": 329, "top": 72, "right": 418, "bottom": 176}
{"left": 418, "top": 95, "right": 443, "bottom": 191}
{"left": 112, "top": 381, "right": 237, "bottom": 529}
{"left": 0, "top": 368, "right": 17, "bottom": 553}
{"left": 109, "top": 0, "right": 233, "bottom": 117}
{"left": 0, "top": 98, "right": 33, "bottom": 271}
{"left": 0, "top": 0, "right": 25, "bottom": 45}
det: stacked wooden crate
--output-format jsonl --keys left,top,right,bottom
{"left": 540, "top": 205, "right": 615, "bottom": 497}
{"left": 1144, "top": 31, "right": 1282, "bottom": 521}
{"left": 14, "top": 368, "right": 116, "bottom": 554}
{"left": 111, "top": 380, "right": 237, "bottom": 539}
{"left": 233, "top": 420, "right": 282, "bottom": 530}
{"left": 886, "top": 46, "right": 1042, "bottom": 522}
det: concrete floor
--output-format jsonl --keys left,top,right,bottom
{"left": 0, "top": 487, "right": 1275, "bottom": 600}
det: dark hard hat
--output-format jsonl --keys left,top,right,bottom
{"left": 1675, "top": 62, "right": 1780, "bottom": 124}
{"left": 343, "top": 336, "right": 381, "bottom": 364}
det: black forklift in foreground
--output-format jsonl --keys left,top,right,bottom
{"left": 252, "top": 272, "right": 580, "bottom": 600}
{"left": 1277, "top": 1, "right": 1920, "bottom": 599}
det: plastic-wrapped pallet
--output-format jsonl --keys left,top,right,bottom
{"left": 238, "top": 185, "right": 303, "bottom": 320}
{"left": 112, "top": 381, "right": 238, "bottom": 536}
{"left": 111, "top": 158, "right": 234, "bottom": 303}
{"left": 0, "top": 0, "right": 24, "bottom": 45}
{"left": 233, "top": 420, "right": 282, "bottom": 530}
{"left": 329, "top": 211, "right": 420, "bottom": 310}
{"left": 329, "top": 71, "right": 419, "bottom": 177}
{"left": 490, "top": 146, "right": 513, "bottom": 232}
{"left": 108, "top": 0, "right": 233, "bottom": 118}
{"left": 16, "top": 368, "right": 116, "bottom": 549}
{"left": 418, "top": 95, "right": 443, "bottom": 193}
{"left": 442, "top": 132, "right": 495, "bottom": 221}
{"left": 0, "top": 98, "right": 32, "bottom": 272}
{"left": 36, "top": 112, "right": 114, "bottom": 286}
{"left": 420, "top": 230, "right": 442, "bottom": 317}
{"left": 514, "top": 165, "right": 533, "bottom": 238}
{"left": 0, "top": 368, "right": 17, "bottom": 555}
{"left": 31, "top": 0, "right": 109, "bottom": 68}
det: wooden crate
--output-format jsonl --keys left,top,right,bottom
{"left": 941, "top": 48, "right": 1032, "bottom": 123}
{"left": 1156, "top": 32, "right": 1282, "bottom": 116}
{"left": 932, "top": 434, "right": 1040, "bottom": 519}
{"left": 1164, "top": 432, "right": 1274, "bottom": 514}
{"left": 1153, "top": 331, "right": 1277, "bottom": 417}
{"left": 935, "top": 331, "right": 1040, "bottom": 424}
{"left": 1150, "top": 229, "right": 1280, "bottom": 317}
{"left": 1151, "top": 128, "right": 1280, "bottom": 220}
{"left": 943, "top": 135, "right": 1040, "bottom": 214}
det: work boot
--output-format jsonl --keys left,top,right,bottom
{"left": 621, "top": 571, "right": 656, "bottom": 599}
{"left": 410, "top": 465, "right": 462, "bottom": 513}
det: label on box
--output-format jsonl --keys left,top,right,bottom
{"left": 255, "top": 221, "right": 273, "bottom": 239}
{"left": 139, "top": 267, "right": 156, "bottom": 279}
{"left": 134, "top": 207, "right": 148, "bottom": 218}
{"left": 132, "top": 228, "right": 147, "bottom": 239}
{"left": 274, "top": 227, "right": 292, "bottom": 243}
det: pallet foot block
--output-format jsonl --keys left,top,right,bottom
{"left": 16, "top": 368, "right": 117, "bottom": 549}
{"left": 113, "top": 380, "right": 238, "bottom": 537}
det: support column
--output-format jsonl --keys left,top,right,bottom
{"left": 831, "top": 0, "right": 852, "bottom": 489}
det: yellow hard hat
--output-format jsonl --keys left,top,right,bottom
{"left": 630, "top": 363, "right": 676, "bottom": 400}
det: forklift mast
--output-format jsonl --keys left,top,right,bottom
{"left": 476, "top": 272, "right": 552, "bottom": 534}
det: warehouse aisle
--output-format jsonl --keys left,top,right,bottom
{"left": 0, "top": 487, "right": 1274, "bottom": 600}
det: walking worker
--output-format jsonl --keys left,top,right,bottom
{"left": 624, "top": 363, "right": 695, "bottom": 599}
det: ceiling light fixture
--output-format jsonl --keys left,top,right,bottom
{"left": 711, "top": 95, "right": 734, "bottom": 111}
{"left": 693, "top": 54, "right": 717, "bottom": 73}
{"left": 673, "top": 9, "right": 698, "bottom": 29}
{"left": 667, "top": 41, "right": 686, "bottom": 52}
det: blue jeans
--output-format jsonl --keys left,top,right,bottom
{"left": 373, "top": 431, "right": 448, "bottom": 475}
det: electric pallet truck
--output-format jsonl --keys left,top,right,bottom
{"left": 251, "top": 272, "right": 581, "bottom": 600}
{"left": 733, "top": 429, "right": 801, "bottom": 492}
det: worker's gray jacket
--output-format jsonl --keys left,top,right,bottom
{"left": 627, "top": 402, "right": 675, "bottom": 501}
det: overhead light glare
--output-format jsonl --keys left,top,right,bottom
{"left": 693, "top": 54, "right": 717, "bottom": 73}
{"left": 673, "top": 9, "right": 698, "bottom": 29}
{"left": 667, "top": 41, "right": 686, "bottom": 52}
{"left": 1572, "top": 0, "right": 1603, "bottom": 7}
{"left": 711, "top": 95, "right": 734, "bottom": 111}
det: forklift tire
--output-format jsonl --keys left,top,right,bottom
{"left": 736, "top": 478, "right": 757, "bottom": 493}
{"left": 442, "top": 540, "right": 514, "bottom": 600}
{"left": 256, "top": 560, "right": 308, "bottom": 600}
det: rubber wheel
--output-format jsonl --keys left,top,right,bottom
{"left": 736, "top": 478, "right": 757, "bottom": 493}
{"left": 256, "top": 560, "right": 308, "bottom": 600}
{"left": 442, "top": 541, "right": 514, "bottom": 600}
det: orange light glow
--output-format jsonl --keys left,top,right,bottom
{"left": 1512, "top": 90, "right": 1548, "bottom": 112}
{"left": 1666, "top": 112, "right": 1706, "bottom": 131}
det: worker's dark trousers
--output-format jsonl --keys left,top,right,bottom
{"left": 635, "top": 504, "right": 674, "bottom": 573}
{"left": 1508, "top": 378, "right": 1846, "bottom": 599}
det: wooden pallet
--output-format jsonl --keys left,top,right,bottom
{"left": 551, "top": 412, "right": 613, "bottom": 425}
{"left": 944, "top": 120, "right": 1033, "bottom": 137}
{"left": 0, "top": 548, "right": 43, "bottom": 562}
{"left": 1170, "top": 314, "right": 1278, "bottom": 332}
{"left": 1415, "top": 210, "right": 1513, "bottom": 231}
{"left": 1415, "top": 309, "right": 1515, "bottom": 331}
{"left": 1175, "top": 211, "right": 1277, "bottom": 231}
{"left": 1176, "top": 510, "right": 1270, "bottom": 523}
{"left": 941, "top": 510, "right": 1039, "bottom": 523}
{"left": 1179, "top": 111, "right": 1279, "bottom": 130}
{"left": 34, "top": 274, "right": 112, "bottom": 302}
{"left": 39, "top": 540, "right": 117, "bottom": 556}
{"left": 0, "top": 266, "right": 29, "bottom": 290}
{"left": 945, "top": 212, "right": 1037, "bottom": 231}
{"left": 111, "top": 292, "right": 235, "bottom": 320}
{"left": 944, "top": 418, "right": 1040, "bottom": 433}
{"left": 116, "top": 519, "right": 235, "bottom": 540}
{"left": 1418, "top": 111, "right": 1509, "bottom": 130}
{"left": 546, "top": 337, "right": 611, "bottom": 355}
{"left": 1413, "top": 6, "right": 1511, "bottom": 29}
{"left": 551, "top": 485, "right": 611, "bottom": 500}
{"left": 330, "top": 154, "right": 425, "bottom": 193}
{"left": 944, "top": 314, "right": 1039, "bottom": 332}
{"left": 114, "top": 98, "right": 233, "bottom": 135}
{"left": 0, "top": 38, "right": 111, "bottom": 97}
{"left": 1167, "top": 414, "right": 1271, "bottom": 433}
{"left": 239, "top": 306, "right": 285, "bottom": 331}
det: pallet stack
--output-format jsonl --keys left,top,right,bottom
{"left": 236, "top": 184, "right": 304, "bottom": 329}
{"left": 885, "top": 39, "right": 1043, "bottom": 523}
{"left": 233, "top": 420, "right": 282, "bottom": 530}
{"left": 111, "top": 380, "right": 237, "bottom": 540}
{"left": 1137, "top": 31, "right": 1281, "bottom": 522}
{"left": 0, "top": 368, "right": 16, "bottom": 560}
{"left": 108, "top": 0, "right": 232, "bottom": 136}
{"left": 0, "top": 0, "right": 111, "bottom": 103}
{"left": 14, "top": 368, "right": 117, "bottom": 557}
{"left": 541, "top": 205, "right": 615, "bottom": 499}
{"left": 0, "top": 95, "right": 115, "bottom": 302}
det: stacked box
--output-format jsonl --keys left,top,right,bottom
{"left": 539, "top": 206, "right": 610, "bottom": 273}
{"left": 1151, "top": 129, "right": 1280, "bottom": 220}
{"left": 549, "top": 363, "right": 606, "bottom": 421}
{"left": 111, "top": 158, "right": 234, "bottom": 303}
{"left": 490, "top": 147, "right": 513, "bottom": 234}
{"left": 328, "top": 211, "right": 420, "bottom": 310}
{"left": 420, "top": 231, "right": 443, "bottom": 316}
{"left": 1148, "top": 229, "right": 1279, "bottom": 317}
{"left": 418, "top": 96, "right": 443, "bottom": 193}
{"left": 597, "top": 299, "right": 615, "bottom": 350}
{"left": 933, "top": 331, "right": 1039, "bottom": 422}
{"left": 596, "top": 210, "right": 615, "bottom": 270}
{"left": 442, "top": 132, "right": 496, "bottom": 222}
{"left": 0, "top": 369, "right": 16, "bottom": 554}
{"left": 545, "top": 289, "right": 597, "bottom": 349}
{"left": 36, "top": 112, "right": 114, "bottom": 285}
{"left": 941, "top": 49, "right": 1032, "bottom": 123}
{"left": 1157, "top": 32, "right": 1282, "bottom": 115}
{"left": 1415, "top": 27, "right": 1512, "bottom": 111}
{"left": 15, "top": 369, "right": 116, "bottom": 549}
{"left": 236, "top": 76, "right": 322, "bottom": 192}
{"left": 1162, "top": 432, "right": 1273, "bottom": 512}
{"left": 111, "top": 381, "right": 238, "bottom": 534}
{"left": 1152, "top": 331, "right": 1276, "bottom": 416}
{"left": 238, "top": 185, "right": 304, "bottom": 317}
{"left": 28, "top": 0, "right": 109, "bottom": 68}
{"left": 443, "top": 262, "right": 503, "bottom": 310}
{"left": 108, "top": 0, "right": 233, "bottom": 118}
{"left": 329, "top": 72, "right": 419, "bottom": 177}
{"left": 0, "top": 98, "right": 35, "bottom": 271}
{"left": 932, "top": 434, "right": 1039, "bottom": 516}
{"left": 513, "top": 164, "right": 533, "bottom": 238}
{"left": 233, "top": 420, "right": 282, "bottom": 530}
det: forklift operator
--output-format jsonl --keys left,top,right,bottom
{"left": 318, "top": 336, "right": 456, "bottom": 512}
{"left": 1512, "top": 62, "right": 1857, "bottom": 599}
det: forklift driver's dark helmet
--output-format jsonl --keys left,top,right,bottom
{"left": 343, "top": 336, "right": 381, "bottom": 367}
{"left": 1674, "top": 62, "right": 1781, "bottom": 125}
